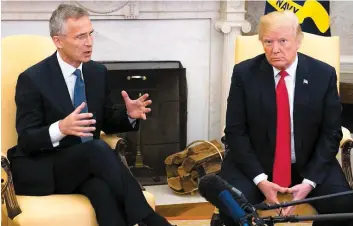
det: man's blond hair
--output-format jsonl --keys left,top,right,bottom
{"left": 258, "top": 10, "right": 303, "bottom": 42}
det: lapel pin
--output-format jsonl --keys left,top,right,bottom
{"left": 303, "top": 79, "right": 308, "bottom": 84}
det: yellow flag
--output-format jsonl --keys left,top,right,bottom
{"left": 265, "top": 0, "right": 331, "bottom": 36}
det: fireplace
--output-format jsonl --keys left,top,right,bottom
{"left": 102, "top": 61, "right": 187, "bottom": 185}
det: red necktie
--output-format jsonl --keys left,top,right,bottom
{"left": 273, "top": 70, "right": 291, "bottom": 187}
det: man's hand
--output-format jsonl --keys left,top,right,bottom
{"left": 258, "top": 180, "right": 288, "bottom": 214}
{"left": 59, "top": 102, "right": 96, "bottom": 137}
{"left": 282, "top": 183, "right": 313, "bottom": 216}
{"left": 122, "top": 90, "right": 152, "bottom": 120}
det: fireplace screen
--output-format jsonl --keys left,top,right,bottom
{"left": 100, "top": 61, "right": 187, "bottom": 186}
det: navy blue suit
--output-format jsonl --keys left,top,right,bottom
{"left": 220, "top": 53, "right": 353, "bottom": 226}
{"left": 10, "top": 52, "right": 152, "bottom": 226}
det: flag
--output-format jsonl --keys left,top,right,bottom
{"left": 264, "top": 0, "right": 331, "bottom": 36}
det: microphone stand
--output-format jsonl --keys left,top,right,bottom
{"left": 260, "top": 213, "right": 353, "bottom": 226}
{"left": 241, "top": 190, "right": 353, "bottom": 225}
{"left": 254, "top": 190, "right": 353, "bottom": 210}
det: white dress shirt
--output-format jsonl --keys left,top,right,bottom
{"left": 49, "top": 52, "right": 135, "bottom": 147}
{"left": 253, "top": 55, "right": 316, "bottom": 188}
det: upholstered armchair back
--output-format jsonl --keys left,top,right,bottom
{"left": 234, "top": 32, "right": 340, "bottom": 91}
{"left": 1, "top": 35, "right": 56, "bottom": 157}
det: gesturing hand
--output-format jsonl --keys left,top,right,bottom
{"left": 59, "top": 102, "right": 96, "bottom": 137}
{"left": 122, "top": 90, "right": 152, "bottom": 120}
{"left": 282, "top": 183, "right": 313, "bottom": 216}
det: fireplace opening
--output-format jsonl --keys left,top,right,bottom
{"left": 101, "top": 61, "right": 187, "bottom": 185}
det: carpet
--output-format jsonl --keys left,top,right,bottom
{"left": 160, "top": 202, "right": 313, "bottom": 226}
{"left": 168, "top": 220, "right": 209, "bottom": 226}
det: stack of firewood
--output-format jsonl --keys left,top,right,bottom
{"left": 164, "top": 139, "right": 225, "bottom": 194}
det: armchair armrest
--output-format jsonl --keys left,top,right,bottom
{"left": 100, "top": 132, "right": 146, "bottom": 191}
{"left": 340, "top": 127, "right": 353, "bottom": 188}
{"left": 1, "top": 155, "right": 22, "bottom": 219}
{"left": 100, "top": 132, "right": 125, "bottom": 150}
{"left": 100, "top": 132, "right": 129, "bottom": 168}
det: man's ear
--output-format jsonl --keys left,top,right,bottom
{"left": 52, "top": 36, "right": 63, "bottom": 49}
{"left": 295, "top": 38, "right": 301, "bottom": 51}
{"left": 296, "top": 34, "right": 303, "bottom": 51}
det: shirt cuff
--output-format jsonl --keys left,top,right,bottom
{"left": 253, "top": 173, "right": 268, "bottom": 185}
{"left": 127, "top": 112, "right": 137, "bottom": 128}
{"left": 302, "top": 178, "right": 316, "bottom": 188}
{"left": 49, "top": 121, "right": 66, "bottom": 147}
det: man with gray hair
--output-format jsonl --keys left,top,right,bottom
{"left": 10, "top": 4, "right": 173, "bottom": 226}
{"left": 219, "top": 10, "right": 353, "bottom": 226}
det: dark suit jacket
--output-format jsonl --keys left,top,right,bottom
{"left": 9, "top": 52, "right": 138, "bottom": 195}
{"left": 224, "top": 53, "right": 343, "bottom": 185}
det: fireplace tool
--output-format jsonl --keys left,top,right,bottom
{"left": 129, "top": 92, "right": 161, "bottom": 184}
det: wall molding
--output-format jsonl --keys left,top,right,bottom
{"left": 1, "top": 1, "right": 221, "bottom": 20}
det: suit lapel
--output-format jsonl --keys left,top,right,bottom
{"left": 258, "top": 58, "right": 277, "bottom": 151}
{"left": 293, "top": 53, "right": 310, "bottom": 149}
{"left": 47, "top": 53, "right": 75, "bottom": 116}
{"left": 294, "top": 53, "right": 310, "bottom": 108}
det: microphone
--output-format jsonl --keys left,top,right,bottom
{"left": 199, "top": 175, "right": 259, "bottom": 214}
{"left": 213, "top": 175, "right": 254, "bottom": 211}
{"left": 219, "top": 190, "right": 251, "bottom": 226}
{"left": 198, "top": 175, "right": 251, "bottom": 226}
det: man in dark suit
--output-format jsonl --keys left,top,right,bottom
{"left": 219, "top": 11, "right": 353, "bottom": 226}
{"left": 9, "top": 4, "right": 173, "bottom": 226}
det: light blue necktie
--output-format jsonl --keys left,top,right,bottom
{"left": 73, "top": 69, "right": 93, "bottom": 143}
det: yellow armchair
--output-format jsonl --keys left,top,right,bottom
{"left": 1, "top": 35, "right": 155, "bottom": 226}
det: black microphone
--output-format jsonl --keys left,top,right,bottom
{"left": 198, "top": 174, "right": 265, "bottom": 226}
{"left": 201, "top": 175, "right": 257, "bottom": 214}
{"left": 254, "top": 190, "right": 353, "bottom": 211}
{"left": 198, "top": 175, "right": 251, "bottom": 226}
{"left": 213, "top": 175, "right": 254, "bottom": 211}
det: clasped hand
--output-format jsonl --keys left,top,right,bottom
{"left": 258, "top": 180, "right": 313, "bottom": 216}
{"left": 59, "top": 90, "right": 152, "bottom": 136}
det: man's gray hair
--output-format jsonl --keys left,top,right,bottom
{"left": 49, "top": 4, "right": 89, "bottom": 37}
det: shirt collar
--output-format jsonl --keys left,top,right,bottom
{"left": 272, "top": 54, "right": 298, "bottom": 78}
{"left": 56, "top": 51, "right": 83, "bottom": 80}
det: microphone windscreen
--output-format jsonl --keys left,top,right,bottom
{"left": 198, "top": 174, "right": 251, "bottom": 226}
{"left": 198, "top": 174, "right": 227, "bottom": 204}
